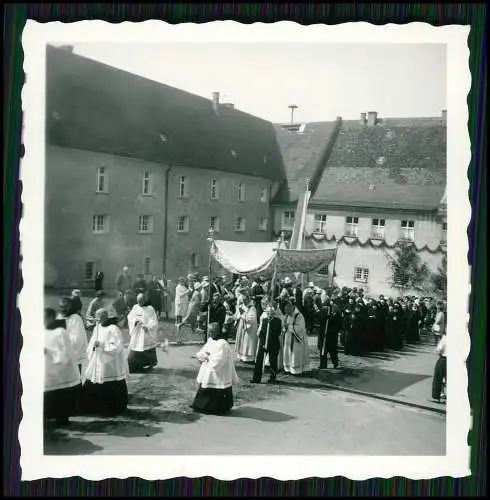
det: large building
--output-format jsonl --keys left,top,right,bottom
{"left": 272, "top": 112, "right": 447, "bottom": 296}
{"left": 45, "top": 46, "right": 285, "bottom": 289}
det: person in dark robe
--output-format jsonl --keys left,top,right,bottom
{"left": 147, "top": 275, "right": 164, "bottom": 318}
{"left": 407, "top": 303, "right": 421, "bottom": 343}
{"left": 94, "top": 271, "right": 104, "bottom": 292}
{"left": 386, "top": 304, "right": 403, "bottom": 350}
{"left": 364, "top": 303, "right": 379, "bottom": 352}
{"left": 209, "top": 293, "right": 226, "bottom": 337}
{"left": 399, "top": 303, "right": 410, "bottom": 344}
{"left": 191, "top": 323, "right": 239, "bottom": 415}
{"left": 115, "top": 266, "right": 132, "bottom": 294}
{"left": 302, "top": 282, "right": 317, "bottom": 336}
{"left": 251, "top": 277, "right": 266, "bottom": 320}
{"left": 318, "top": 300, "right": 342, "bottom": 369}
{"left": 251, "top": 299, "right": 283, "bottom": 384}
{"left": 134, "top": 274, "right": 147, "bottom": 294}
{"left": 222, "top": 293, "right": 237, "bottom": 342}
{"left": 377, "top": 297, "right": 388, "bottom": 351}
{"left": 340, "top": 297, "right": 355, "bottom": 347}
{"left": 344, "top": 306, "right": 363, "bottom": 356}
{"left": 294, "top": 284, "right": 304, "bottom": 315}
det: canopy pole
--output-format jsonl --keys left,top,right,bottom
{"left": 330, "top": 243, "right": 339, "bottom": 290}
{"left": 206, "top": 230, "right": 215, "bottom": 336}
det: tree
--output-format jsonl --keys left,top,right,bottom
{"left": 431, "top": 254, "right": 447, "bottom": 298}
{"left": 387, "top": 243, "right": 430, "bottom": 294}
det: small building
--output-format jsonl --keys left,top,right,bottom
{"left": 272, "top": 112, "right": 447, "bottom": 297}
{"left": 45, "top": 46, "right": 285, "bottom": 290}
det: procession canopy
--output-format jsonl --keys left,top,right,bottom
{"left": 211, "top": 240, "right": 337, "bottom": 275}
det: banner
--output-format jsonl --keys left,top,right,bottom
{"left": 275, "top": 248, "right": 337, "bottom": 274}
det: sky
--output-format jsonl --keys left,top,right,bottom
{"left": 72, "top": 43, "right": 446, "bottom": 123}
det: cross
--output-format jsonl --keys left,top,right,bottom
{"left": 288, "top": 104, "right": 298, "bottom": 124}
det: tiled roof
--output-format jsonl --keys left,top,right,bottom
{"left": 311, "top": 118, "right": 446, "bottom": 210}
{"left": 46, "top": 46, "right": 285, "bottom": 181}
{"left": 273, "top": 122, "right": 339, "bottom": 203}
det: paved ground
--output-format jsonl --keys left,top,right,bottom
{"left": 44, "top": 343, "right": 445, "bottom": 456}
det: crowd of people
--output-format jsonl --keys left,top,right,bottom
{"left": 44, "top": 268, "right": 447, "bottom": 427}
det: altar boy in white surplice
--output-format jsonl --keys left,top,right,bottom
{"left": 127, "top": 293, "right": 159, "bottom": 373}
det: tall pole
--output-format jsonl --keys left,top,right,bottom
{"left": 288, "top": 104, "right": 298, "bottom": 124}
{"left": 330, "top": 243, "right": 339, "bottom": 290}
{"left": 206, "top": 230, "right": 215, "bottom": 338}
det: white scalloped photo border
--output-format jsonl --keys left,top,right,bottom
{"left": 19, "top": 20, "right": 471, "bottom": 481}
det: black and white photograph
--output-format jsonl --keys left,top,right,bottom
{"left": 20, "top": 21, "right": 470, "bottom": 480}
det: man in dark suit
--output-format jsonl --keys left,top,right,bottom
{"left": 317, "top": 300, "right": 342, "bottom": 369}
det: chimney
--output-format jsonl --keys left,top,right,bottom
{"left": 212, "top": 92, "right": 220, "bottom": 114}
{"left": 367, "top": 111, "right": 378, "bottom": 126}
{"left": 59, "top": 45, "right": 74, "bottom": 53}
{"left": 360, "top": 112, "right": 367, "bottom": 124}
{"left": 441, "top": 109, "right": 447, "bottom": 121}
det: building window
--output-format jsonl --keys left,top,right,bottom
{"left": 441, "top": 222, "right": 447, "bottom": 243}
{"left": 354, "top": 266, "right": 369, "bottom": 283}
{"left": 211, "top": 178, "right": 219, "bottom": 200}
{"left": 314, "top": 213, "right": 327, "bottom": 233}
{"left": 191, "top": 253, "right": 201, "bottom": 268}
{"left": 345, "top": 216, "right": 359, "bottom": 237}
{"left": 371, "top": 218, "right": 386, "bottom": 239}
{"left": 209, "top": 216, "right": 220, "bottom": 233}
{"left": 400, "top": 220, "right": 415, "bottom": 241}
{"left": 317, "top": 263, "right": 329, "bottom": 276}
{"left": 179, "top": 176, "right": 188, "bottom": 198}
{"left": 85, "top": 262, "right": 95, "bottom": 282}
{"left": 260, "top": 188, "right": 268, "bottom": 204}
{"left": 142, "top": 170, "right": 152, "bottom": 195}
{"left": 143, "top": 257, "right": 151, "bottom": 275}
{"left": 234, "top": 217, "right": 246, "bottom": 232}
{"left": 138, "top": 215, "right": 154, "bottom": 234}
{"left": 282, "top": 210, "right": 295, "bottom": 229}
{"left": 96, "top": 167, "right": 108, "bottom": 193}
{"left": 176, "top": 215, "right": 190, "bottom": 233}
{"left": 258, "top": 217, "right": 268, "bottom": 231}
{"left": 237, "top": 183, "right": 246, "bottom": 202}
{"left": 92, "top": 214, "right": 109, "bottom": 234}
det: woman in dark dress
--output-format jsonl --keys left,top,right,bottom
{"left": 94, "top": 271, "right": 104, "bottom": 292}
{"left": 191, "top": 323, "right": 239, "bottom": 416}
{"left": 344, "top": 306, "right": 362, "bottom": 356}
{"left": 386, "top": 304, "right": 403, "bottom": 350}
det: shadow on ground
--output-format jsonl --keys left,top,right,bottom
{"left": 230, "top": 406, "right": 296, "bottom": 423}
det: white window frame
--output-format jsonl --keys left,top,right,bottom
{"left": 209, "top": 216, "right": 220, "bottom": 233}
{"left": 234, "top": 217, "right": 246, "bottom": 233}
{"left": 176, "top": 215, "right": 190, "bottom": 233}
{"left": 400, "top": 220, "right": 415, "bottom": 241}
{"left": 354, "top": 266, "right": 369, "bottom": 283}
{"left": 138, "top": 215, "right": 154, "bottom": 234}
{"left": 210, "top": 178, "right": 219, "bottom": 200}
{"left": 92, "top": 214, "right": 109, "bottom": 234}
{"left": 179, "top": 176, "right": 188, "bottom": 198}
{"left": 258, "top": 217, "right": 268, "bottom": 231}
{"left": 96, "top": 166, "right": 108, "bottom": 193}
{"left": 282, "top": 210, "right": 295, "bottom": 229}
{"left": 142, "top": 170, "right": 152, "bottom": 195}
{"left": 260, "top": 188, "right": 268, "bottom": 204}
{"left": 371, "top": 218, "right": 386, "bottom": 239}
{"left": 314, "top": 213, "right": 328, "bottom": 233}
{"left": 85, "top": 262, "right": 95, "bottom": 282}
{"left": 143, "top": 256, "right": 151, "bottom": 275}
{"left": 345, "top": 216, "right": 359, "bottom": 237}
{"left": 237, "top": 183, "right": 246, "bottom": 202}
{"left": 441, "top": 222, "right": 447, "bottom": 243}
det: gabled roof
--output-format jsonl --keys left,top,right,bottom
{"left": 273, "top": 116, "right": 446, "bottom": 211}
{"left": 273, "top": 122, "right": 339, "bottom": 203}
{"left": 46, "top": 46, "right": 285, "bottom": 181}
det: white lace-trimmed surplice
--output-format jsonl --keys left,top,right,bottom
{"left": 65, "top": 313, "right": 88, "bottom": 365}
{"left": 196, "top": 338, "right": 239, "bottom": 389}
{"left": 127, "top": 304, "right": 158, "bottom": 352}
{"left": 234, "top": 304, "right": 258, "bottom": 362}
{"left": 83, "top": 323, "right": 128, "bottom": 385}
{"left": 44, "top": 327, "right": 81, "bottom": 392}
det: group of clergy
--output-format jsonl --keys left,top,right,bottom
{"left": 44, "top": 291, "right": 161, "bottom": 427}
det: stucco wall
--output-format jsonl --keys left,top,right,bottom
{"left": 45, "top": 145, "right": 169, "bottom": 290}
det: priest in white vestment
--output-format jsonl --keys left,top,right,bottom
{"left": 44, "top": 308, "right": 81, "bottom": 427}
{"left": 81, "top": 308, "right": 128, "bottom": 416}
{"left": 282, "top": 299, "right": 310, "bottom": 375}
{"left": 234, "top": 294, "right": 258, "bottom": 363}
{"left": 174, "top": 277, "right": 189, "bottom": 325}
{"left": 127, "top": 293, "right": 159, "bottom": 373}
{"left": 191, "top": 323, "right": 239, "bottom": 415}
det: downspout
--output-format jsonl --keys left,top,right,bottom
{"left": 162, "top": 165, "right": 172, "bottom": 277}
